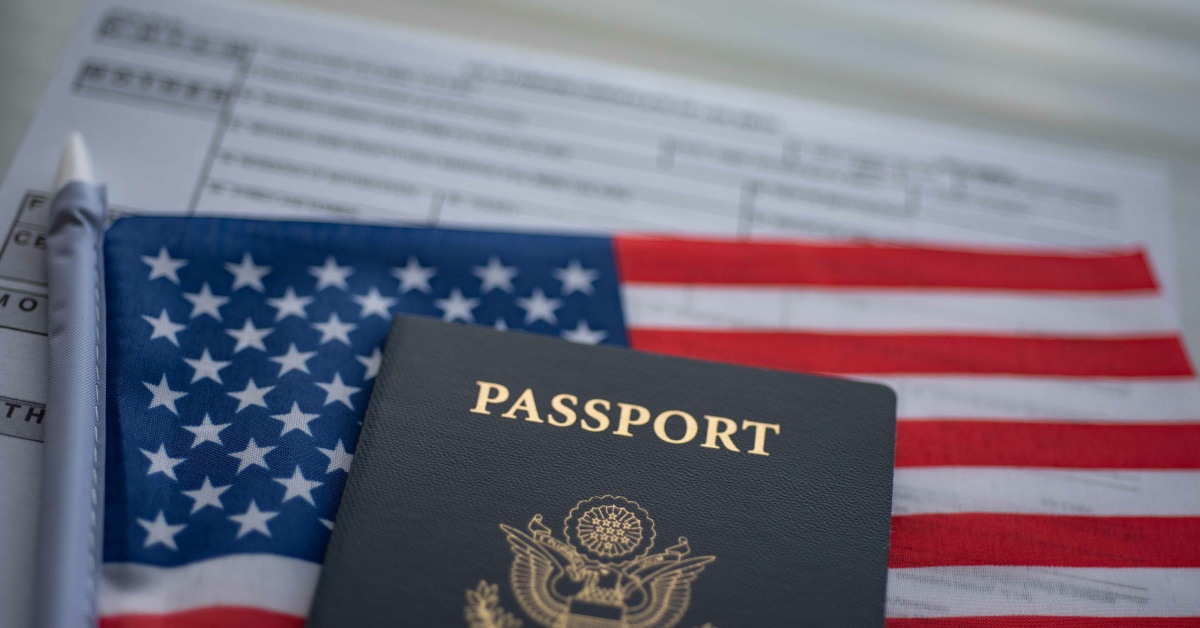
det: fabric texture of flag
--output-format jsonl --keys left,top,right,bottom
{"left": 97, "top": 216, "right": 1200, "bottom": 627}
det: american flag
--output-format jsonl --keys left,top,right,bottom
{"left": 98, "top": 216, "right": 1200, "bottom": 627}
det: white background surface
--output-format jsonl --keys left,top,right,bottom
{"left": 4, "top": 0, "right": 1198, "bottom": 360}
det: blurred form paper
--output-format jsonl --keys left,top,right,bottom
{"left": 0, "top": 0, "right": 1189, "bottom": 625}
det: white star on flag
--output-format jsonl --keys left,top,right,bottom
{"left": 352, "top": 287, "right": 396, "bottom": 319}
{"left": 142, "top": 309, "right": 186, "bottom": 346}
{"left": 271, "top": 402, "right": 320, "bottom": 437}
{"left": 473, "top": 256, "right": 518, "bottom": 292}
{"left": 183, "top": 283, "right": 229, "bottom": 320}
{"left": 517, "top": 288, "right": 562, "bottom": 325}
{"left": 317, "top": 440, "right": 353, "bottom": 474}
{"left": 313, "top": 313, "right": 356, "bottom": 345}
{"left": 144, "top": 375, "right": 186, "bottom": 415}
{"left": 266, "top": 287, "right": 312, "bottom": 321}
{"left": 229, "top": 501, "right": 277, "bottom": 538}
{"left": 141, "top": 444, "right": 185, "bottom": 481}
{"left": 141, "top": 248, "right": 186, "bottom": 284}
{"left": 138, "top": 511, "right": 186, "bottom": 550}
{"left": 392, "top": 257, "right": 435, "bottom": 293}
{"left": 182, "top": 477, "right": 230, "bottom": 514}
{"left": 275, "top": 466, "right": 323, "bottom": 506}
{"left": 270, "top": 344, "right": 316, "bottom": 376}
{"left": 228, "top": 438, "right": 275, "bottom": 474}
{"left": 228, "top": 379, "right": 274, "bottom": 412}
{"left": 182, "top": 414, "right": 230, "bottom": 448}
{"left": 316, "top": 373, "right": 360, "bottom": 409}
{"left": 225, "top": 252, "right": 270, "bottom": 292}
{"left": 183, "top": 349, "right": 230, "bottom": 384}
{"left": 554, "top": 259, "right": 599, "bottom": 295}
{"left": 356, "top": 348, "right": 382, "bottom": 379}
{"left": 435, "top": 288, "right": 479, "bottom": 322}
{"left": 309, "top": 256, "right": 352, "bottom": 290}
{"left": 226, "top": 319, "right": 272, "bottom": 353}
{"left": 562, "top": 320, "right": 607, "bottom": 345}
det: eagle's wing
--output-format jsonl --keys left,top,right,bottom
{"left": 624, "top": 556, "right": 716, "bottom": 628}
{"left": 499, "top": 524, "right": 571, "bottom": 626}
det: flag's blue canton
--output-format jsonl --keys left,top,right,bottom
{"left": 103, "top": 217, "right": 628, "bottom": 566}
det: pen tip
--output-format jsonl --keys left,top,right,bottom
{"left": 54, "top": 132, "right": 96, "bottom": 191}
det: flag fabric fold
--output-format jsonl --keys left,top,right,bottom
{"left": 81, "top": 216, "right": 1198, "bottom": 627}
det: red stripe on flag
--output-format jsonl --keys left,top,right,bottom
{"left": 890, "top": 514, "right": 1200, "bottom": 568}
{"left": 627, "top": 329, "right": 1194, "bottom": 377}
{"left": 896, "top": 421, "right": 1200, "bottom": 468}
{"left": 888, "top": 618, "right": 1200, "bottom": 627}
{"left": 613, "top": 236, "right": 1157, "bottom": 291}
{"left": 100, "top": 607, "right": 303, "bottom": 628}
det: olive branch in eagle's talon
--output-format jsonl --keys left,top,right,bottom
{"left": 465, "top": 581, "right": 522, "bottom": 628}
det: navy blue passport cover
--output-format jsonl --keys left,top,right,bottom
{"left": 309, "top": 316, "right": 897, "bottom": 627}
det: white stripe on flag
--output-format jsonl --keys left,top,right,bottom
{"left": 622, "top": 285, "right": 1175, "bottom": 334}
{"left": 887, "top": 566, "right": 1200, "bottom": 618}
{"left": 893, "top": 468, "right": 1200, "bottom": 516}
{"left": 99, "top": 554, "right": 318, "bottom": 616}
{"left": 860, "top": 376, "right": 1200, "bottom": 421}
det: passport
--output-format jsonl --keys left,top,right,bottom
{"left": 309, "top": 316, "right": 897, "bottom": 627}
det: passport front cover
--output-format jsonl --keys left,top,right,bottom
{"left": 310, "top": 316, "right": 897, "bottom": 627}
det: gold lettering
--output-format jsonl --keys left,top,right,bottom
{"left": 701, "top": 415, "right": 741, "bottom": 452}
{"left": 471, "top": 381, "right": 780, "bottom": 456}
{"left": 501, "top": 388, "right": 543, "bottom": 423}
{"left": 471, "top": 381, "right": 509, "bottom": 415}
{"left": 653, "top": 410, "right": 698, "bottom": 445}
{"left": 582, "top": 399, "right": 611, "bottom": 432}
{"left": 548, "top": 394, "right": 578, "bottom": 427}
{"left": 742, "top": 420, "right": 781, "bottom": 456}
{"left": 613, "top": 403, "right": 651, "bottom": 437}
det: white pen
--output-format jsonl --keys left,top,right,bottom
{"left": 37, "top": 132, "right": 110, "bottom": 628}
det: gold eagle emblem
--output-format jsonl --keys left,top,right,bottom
{"left": 466, "top": 495, "right": 715, "bottom": 628}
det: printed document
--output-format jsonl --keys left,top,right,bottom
{"left": 0, "top": 0, "right": 1178, "bottom": 624}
